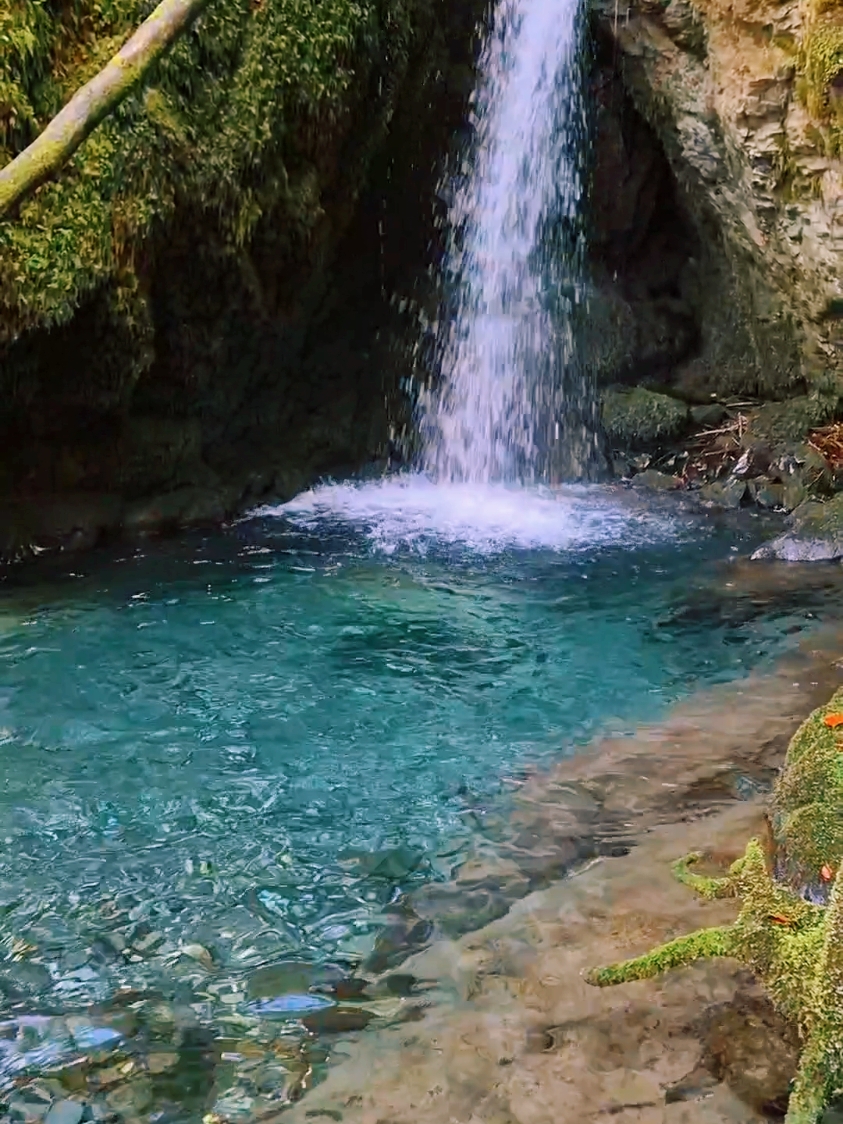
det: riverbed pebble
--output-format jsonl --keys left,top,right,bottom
{"left": 43, "top": 1102, "right": 84, "bottom": 1124}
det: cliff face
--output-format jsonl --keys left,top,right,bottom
{"left": 589, "top": 0, "right": 843, "bottom": 405}
{"left": 0, "top": 0, "right": 482, "bottom": 556}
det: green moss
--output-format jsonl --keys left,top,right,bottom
{"left": 587, "top": 925, "right": 739, "bottom": 986}
{"left": 601, "top": 386, "right": 690, "bottom": 450}
{"left": 586, "top": 692, "right": 843, "bottom": 1123}
{"left": 772, "top": 687, "right": 843, "bottom": 891}
{"left": 798, "top": 22, "right": 843, "bottom": 119}
{"left": 671, "top": 850, "right": 738, "bottom": 899}
{"left": 748, "top": 393, "right": 840, "bottom": 447}
{"left": 0, "top": 0, "right": 422, "bottom": 346}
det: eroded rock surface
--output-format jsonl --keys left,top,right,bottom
{"left": 590, "top": 0, "right": 843, "bottom": 402}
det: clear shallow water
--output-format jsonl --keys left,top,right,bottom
{"left": 0, "top": 478, "right": 836, "bottom": 1114}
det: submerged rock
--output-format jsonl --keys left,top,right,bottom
{"left": 301, "top": 1007, "right": 374, "bottom": 1034}
{"left": 247, "top": 995, "right": 336, "bottom": 1019}
{"left": 67, "top": 1024, "right": 123, "bottom": 1054}
{"left": 348, "top": 844, "right": 427, "bottom": 881}
{"left": 146, "top": 1050, "right": 179, "bottom": 1074}
{"left": 43, "top": 1102, "right": 84, "bottom": 1124}
{"left": 247, "top": 962, "right": 347, "bottom": 1000}
{"left": 105, "top": 1076, "right": 153, "bottom": 1115}
{"left": 364, "top": 911, "right": 434, "bottom": 974}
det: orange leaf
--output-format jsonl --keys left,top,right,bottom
{"left": 823, "top": 713, "right": 843, "bottom": 727}
{"left": 822, "top": 865, "right": 835, "bottom": 882}
{"left": 769, "top": 913, "right": 792, "bottom": 925}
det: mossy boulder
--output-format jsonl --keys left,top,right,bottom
{"left": 601, "top": 386, "right": 690, "bottom": 450}
{"left": 587, "top": 690, "right": 843, "bottom": 1124}
{"left": 772, "top": 692, "right": 843, "bottom": 899}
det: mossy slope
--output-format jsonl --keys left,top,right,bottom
{"left": 0, "top": 0, "right": 419, "bottom": 343}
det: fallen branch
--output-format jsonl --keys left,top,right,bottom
{"left": 0, "top": 0, "right": 213, "bottom": 219}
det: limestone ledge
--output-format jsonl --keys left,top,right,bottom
{"left": 0, "top": 466, "right": 312, "bottom": 563}
{"left": 588, "top": 688, "right": 843, "bottom": 1123}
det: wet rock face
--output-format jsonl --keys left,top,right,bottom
{"left": 667, "top": 977, "right": 800, "bottom": 1114}
{"left": 588, "top": 0, "right": 843, "bottom": 402}
{"left": 601, "top": 386, "right": 690, "bottom": 448}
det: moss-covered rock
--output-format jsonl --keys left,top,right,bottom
{"left": 587, "top": 690, "right": 843, "bottom": 1123}
{"left": 0, "top": 0, "right": 485, "bottom": 540}
{"left": 601, "top": 385, "right": 690, "bottom": 449}
{"left": 1, "top": 0, "right": 396, "bottom": 341}
{"left": 772, "top": 693, "right": 843, "bottom": 898}
{"left": 630, "top": 466, "right": 684, "bottom": 490}
{"left": 699, "top": 477, "right": 749, "bottom": 508}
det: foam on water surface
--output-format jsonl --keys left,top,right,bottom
{"left": 255, "top": 475, "right": 681, "bottom": 556}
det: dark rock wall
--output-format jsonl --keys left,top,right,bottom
{"left": 586, "top": 37, "right": 703, "bottom": 391}
{"left": 0, "top": 0, "right": 486, "bottom": 555}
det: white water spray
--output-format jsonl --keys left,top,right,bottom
{"left": 417, "top": 0, "right": 602, "bottom": 483}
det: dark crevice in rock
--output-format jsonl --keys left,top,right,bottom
{"left": 588, "top": 0, "right": 816, "bottom": 406}
{"left": 586, "top": 27, "right": 703, "bottom": 392}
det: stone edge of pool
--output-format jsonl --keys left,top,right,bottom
{"left": 281, "top": 628, "right": 843, "bottom": 1124}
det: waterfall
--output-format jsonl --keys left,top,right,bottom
{"left": 416, "top": 0, "right": 605, "bottom": 485}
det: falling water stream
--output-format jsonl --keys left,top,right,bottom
{"left": 0, "top": 2, "right": 836, "bottom": 1122}
{"left": 417, "top": 0, "right": 603, "bottom": 483}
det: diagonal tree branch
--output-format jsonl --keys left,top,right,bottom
{"left": 0, "top": 0, "right": 214, "bottom": 219}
